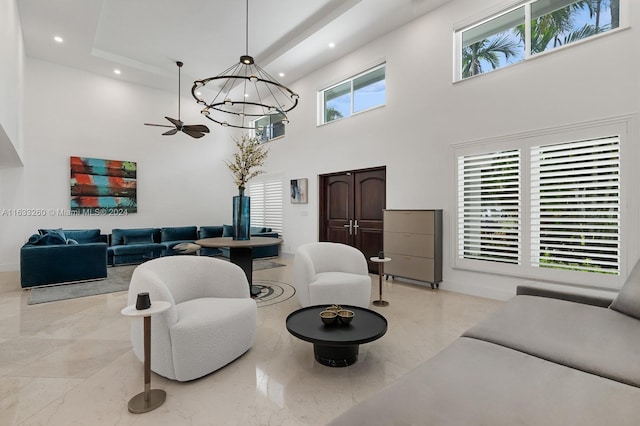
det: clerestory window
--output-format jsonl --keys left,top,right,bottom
{"left": 456, "top": 0, "right": 622, "bottom": 80}
{"left": 319, "top": 64, "right": 386, "bottom": 124}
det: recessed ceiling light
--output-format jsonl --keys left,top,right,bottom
{"left": 54, "top": 36, "right": 63, "bottom": 43}
{"left": 328, "top": 42, "right": 335, "bottom": 48}
{"left": 114, "top": 69, "right": 121, "bottom": 75}
{"left": 279, "top": 72, "right": 285, "bottom": 78}
{"left": 196, "top": 91, "right": 202, "bottom": 96}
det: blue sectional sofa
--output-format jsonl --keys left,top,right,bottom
{"left": 21, "top": 225, "right": 281, "bottom": 285}
{"left": 20, "top": 228, "right": 108, "bottom": 288}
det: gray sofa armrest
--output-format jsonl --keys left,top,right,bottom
{"left": 516, "top": 282, "right": 617, "bottom": 308}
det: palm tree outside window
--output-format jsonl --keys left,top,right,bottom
{"left": 459, "top": 0, "right": 621, "bottom": 80}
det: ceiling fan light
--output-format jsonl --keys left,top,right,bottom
{"left": 202, "top": 108, "right": 210, "bottom": 116}
{"left": 249, "top": 75, "right": 258, "bottom": 82}
{"left": 224, "top": 98, "right": 233, "bottom": 105}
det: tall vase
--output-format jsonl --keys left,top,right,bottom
{"left": 232, "top": 188, "right": 250, "bottom": 241}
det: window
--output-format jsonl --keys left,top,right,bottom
{"left": 457, "top": 150, "right": 521, "bottom": 264}
{"left": 248, "top": 178, "right": 283, "bottom": 234}
{"left": 253, "top": 113, "right": 286, "bottom": 142}
{"left": 320, "top": 64, "right": 386, "bottom": 124}
{"left": 455, "top": 118, "right": 629, "bottom": 287}
{"left": 457, "top": 0, "right": 621, "bottom": 80}
{"left": 531, "top": 137, "right": 620, "bottom": 274}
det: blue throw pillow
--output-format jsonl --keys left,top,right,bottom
{"left": 222, "top": 225, "right": 234, "bottom": 237}
{"left": 41, "top": 228, "right": 67, "bottom": 245}
{"left": 123, "top": 234, "right": 153, "bottom": 245}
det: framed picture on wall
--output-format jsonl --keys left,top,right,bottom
{"left": 290, "top": 178, "right": 308, "bottom": 204}
{"left": 70, "top": 156, "right": 137, "bottom": 213}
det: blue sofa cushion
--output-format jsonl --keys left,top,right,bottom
{"left": 161, "top": 226, "right": 197, "bottom": 242}
{"left": 62, "top": 229, "right": 103, "bottom": 244}
{"left": 124, "top": 234, "right": 153, "bottom": 245}
{"left": 199, "top": 226, "right": 224, "bottom": 239}
{"left": 223, "top": 225, "right": 233, "bottom": 237}
{"left": 111, "top": 228, "right": 160, "bottom": 246}
{"left": 35, "top": 228, "right": 67, "bottom": 245}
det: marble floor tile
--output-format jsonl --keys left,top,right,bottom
{"left": 0, "top": 256, "right": 503, "bottom": 425}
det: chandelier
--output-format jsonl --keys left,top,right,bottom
{"left": 191, "top": 0, "right": 299, "bottom": 130}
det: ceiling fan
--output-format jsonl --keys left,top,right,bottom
{"left": 144, "top": 61, "right": 210, "bottom": 139}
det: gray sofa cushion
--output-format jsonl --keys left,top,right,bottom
{"left": 463, "top": 295, "right": 640, "bottom": 387}
{"left": 329, "top": 337, "right": 640, "bottom": 426}
{"left": 610, "top": 277, "right": 640, "bottom": 320}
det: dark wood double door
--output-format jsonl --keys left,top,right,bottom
{"left": 319, "top": 167, "right": 386, "bottom": 273}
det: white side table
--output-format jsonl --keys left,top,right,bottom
{"left": 370, "top": 257, "right": 392, "bottom": 307}
{"left": 121, "top": 300, "right": 171, "bottom": 414}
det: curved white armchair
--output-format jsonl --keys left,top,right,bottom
{"left": 127, "top": 256, "right": 256, "bottom": 381}
{"left": 294, "top": 242, "right": 372, "bottom": 308}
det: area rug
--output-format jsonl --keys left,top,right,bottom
{"left": 28, "top": 260, "right": 289, "bottom": 305}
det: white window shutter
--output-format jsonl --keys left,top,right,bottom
{"left": 458, "top": 150, "right": 521, "bottom": 264}
{"left": 530, "top": 137, "right": 620, "bottom": 274}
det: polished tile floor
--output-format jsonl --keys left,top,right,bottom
{"left": 0, "top": 255, "right": 503, "bottom": 426}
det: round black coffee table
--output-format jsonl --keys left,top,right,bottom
{"left": 286, "top": 305, "right": 388, "bottom": 367}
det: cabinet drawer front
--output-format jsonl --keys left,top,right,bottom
{"left": 385, "top": 254, "right": 434, "bottom": 282}
{"left": 384, "top": 232, "right": 434, "bottom": 257}
{"left": 384, "top": 210, "right": 434, "bottom": 234}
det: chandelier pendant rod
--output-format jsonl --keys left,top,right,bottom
{"left": 245, "top": 0, "right": 249, "bottom": 56}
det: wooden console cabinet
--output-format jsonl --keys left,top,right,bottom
{"left": 383, "top": 209, "right": 442, "bottom": 289}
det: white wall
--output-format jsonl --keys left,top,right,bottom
{"left": 268, "top": 0, "right": 640, "bottom": 299}
{"left": 0, "top": 58, "right": 238, "bottom": 270}
{"left": 0, "top": 0, "right": 24, "bottom": 166}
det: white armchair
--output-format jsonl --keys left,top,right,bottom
{"left": 127, "top": 256, "right": 256, "bottom": 381}
{"left": 294, "top": 242, "right": 372, "bottom": 308}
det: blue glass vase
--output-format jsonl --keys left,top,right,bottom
{"left": 232, "top": 191, "right": 250, "bottom": 241}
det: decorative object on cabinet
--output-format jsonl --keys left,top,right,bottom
{"left": 383, "top": 209, "right": 442, "bottom": 289}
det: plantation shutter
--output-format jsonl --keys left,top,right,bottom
{"left": 458, "top": 150, "right": 521, "bottom": 264}
{"left": 248, "top": 178, "right": 283, "bottom": 234}
{"left": 530, "top": 137, "right": 620, "bottom": 274}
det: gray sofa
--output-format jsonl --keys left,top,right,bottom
{"left": 329, "top": 278, "right": 640, "bottom": 425}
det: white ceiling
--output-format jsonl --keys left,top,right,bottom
{"left": 17, "top": 0, "right": 451, "bottom": 95}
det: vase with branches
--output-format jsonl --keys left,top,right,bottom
{"left": 225, "top": 135, "right": 269, "bottom": 240}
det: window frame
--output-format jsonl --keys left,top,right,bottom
{"left": 452, "top": 115, "right": 634, "bottom": 289}
{"left": 252, "top": 113, "right": 286, "bottom": 143}
{"left": 318, "top": 63, "right": 386, "bottom": 125}
{"left": 453, "top": 0, "right": 628, "bottom": 82}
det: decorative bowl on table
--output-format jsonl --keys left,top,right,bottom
{"left": 325, "top": 304, "right": 342, "bottom": 312}
{"left": 320, "top": 310, "right": 338, "bottom": 326}
{"left": 337, "top": 309, "right": 355, "bottom": 325}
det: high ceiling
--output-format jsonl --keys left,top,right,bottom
{"left": 17, "top": 0, "right": 451, "bottom": 95}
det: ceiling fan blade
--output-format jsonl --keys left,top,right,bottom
{"left": 162, "top": 128, "right": 178, "bottom": 136}
{"left": 165, "top": 116, "right": 182, "bottom": 128}
{"left": 182, "top": 129, "right": 206, "bottom": 139}
{"left": 144, "top": 123, "right": 174, "bottom": 128}
{"left": 182, "top": 124, "right": 210, "bottom": 133}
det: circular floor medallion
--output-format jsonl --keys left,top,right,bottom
{"left": 253, "top": 280, "right": 296, "bottom": 307}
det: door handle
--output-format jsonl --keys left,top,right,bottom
{"left": 353, "top": 220, "right": 360, "bottom": 235}
{"left": 343, "top": 220, "right": 353, "bottom": 235}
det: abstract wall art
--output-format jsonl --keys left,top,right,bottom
{"left": 70, "top": 156, "right": 137, "bottom": 213}
{"left": 290, "top": 178, "right": 308, "bottom": 204}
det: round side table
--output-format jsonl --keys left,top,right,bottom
{"left": 121, "top": 300, "right": 171, "bottom": 414}
{"left": 370, "top": 257, "right": 391, "bottom": 307}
